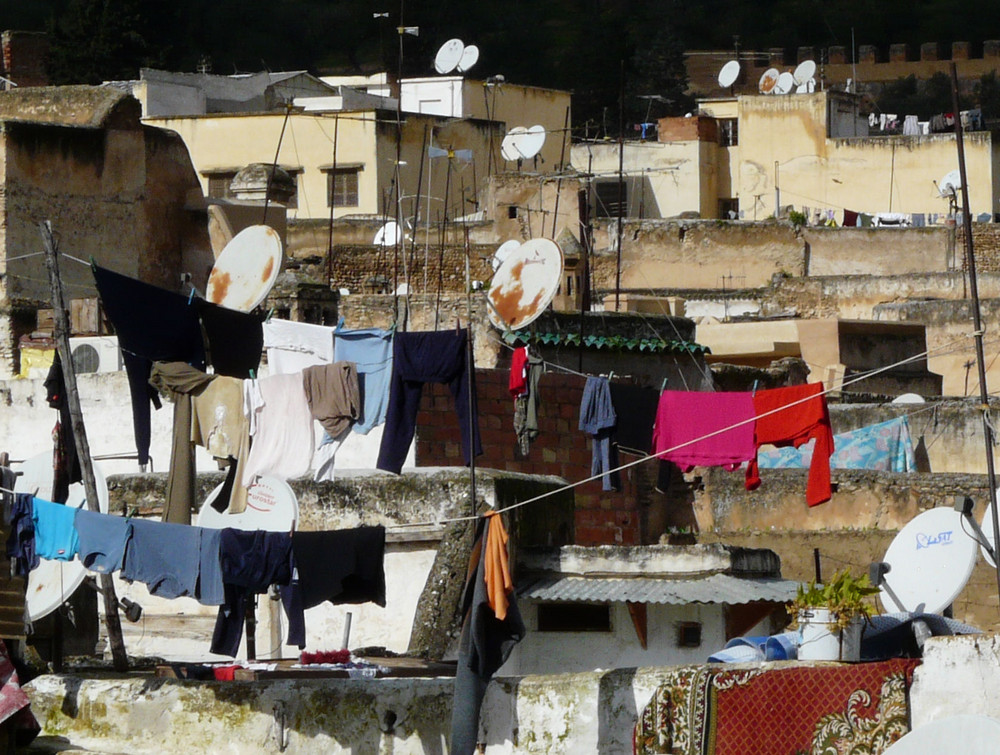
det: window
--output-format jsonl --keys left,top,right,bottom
{"left": 676, "top": 621, "right": 702, "bottom": 647}
{"left": 206, "top": 171, "right": 238, "bottom": 199}
{"left": 718, "top": 198, "right": 740, "bottom": 219}
{"left": 326, "top": 167, "right": 361, "bottom": 208}
{"left": 718, "top": 119, "right": 738, "bottom": 147}
{"left": 537, "top": 603, "right": 611, "bottom": 632}
{"left": 594, "top": 180, "right": 627, "bottom": 219}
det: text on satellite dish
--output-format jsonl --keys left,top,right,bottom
{"left": 915, "top": 530, "right": 953, "bottom": 549}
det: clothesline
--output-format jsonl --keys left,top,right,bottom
{"left": 387, "top": 330, "right": 979, "bottom": 529}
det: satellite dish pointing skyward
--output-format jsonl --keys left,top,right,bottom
{"left": 774, "top": 71, "right": 795, "bottom": 95}
{"left": 491, "top": 239, "right": 521, "bottom": 271}
{"left": 487, "top": 237, "right": 564, "bottom": 330}
{"left": 206, "top": 224, "right": 283, "bottom": 312}
{"left": 718, "top": 60, "right": 740, "bottom": 88}
{"left": 759, "top": 68, "right": 779, "bottom": 94}
{"left": 434, "top": 39, "right": 465, "bottom": 74}
{"left": 793, "top": 60, "right": 816, "bottom": 86}
{"left": 516, "top": 125, "right": 547, "bottom": 159}
{"left": 878, "top": 507, "right": 978, "bottom": 614}
{"left": 501, "top": 126, "right": 528, "bottom": 161}
{"left": 456, "top": 44, "right": 479, "bottom": 73}
{"left": 939, "top": 169, "right": 963, "bottom": 197}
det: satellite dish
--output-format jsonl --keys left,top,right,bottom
{"left": 516, "top": 125, "right": 547, "bottom": 159}
{"left": 487, "top": 237, "right": 564, "bottom": 330}
{"left": 793, "top": 60, "right": 816, "bottom": 85}
{"left": 14, "top": 452, "right": 109, "bottom": 622}
{"left": 501, "top": 126, "right": 528, "bottom": 161}
{"left": 759, "top": 68, "right": 780, "bottom": 94}
{"left": 718, "top": 60, "right": 740, "bottom": 88}
{"left": 206, "top": 224, "right": 283, "bottom": 312}
{"left": 807, "top": 78, "right": 816, "bottom": 93}
{"left": 491, "top": 240, "right": 521, "bottom": 272}
{"left": 197, "top": 476, "right": 298, "bottom": 532}
{"left": 456, "top": 44, "right": 479, "bottom": 73}
{"left": 794, "top": 83, "right": 808, "bottom": 94}
{"left": 977, "top": 498, "right": 1000, "bottom": 567}
{"left": 879, "top": 507, "right": 978, "bottom": 614}
{"left": 434, "top": 39, "right": 465, "bottom": 75}
{"left": 883, "top": 715, "right": 1000, "bottom": 754}
{"left": 373, "top": 221, "right": 403, "bottom": 247}
{"left": 774, "top": 72, "right": 795, "bottom": 95}
{"left": 892, "top": 393, "right": 926, "bottom": 404}
{"left": 939, "top": 169, "right": 963, "bottom": 197}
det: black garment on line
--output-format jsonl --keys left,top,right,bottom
{"left": 44, "top": 353, "right": 82, "bottom": 503}
{"left": 449, "top": 517, "right": 525, "bottom": 755}
{"left": 376, "top": 330, "right": 482, "bottom": 474}
{"left": 211, "top": 529, "right": 297, "bottom": 657}
{"left": 92, "top": 264, "right": 205, "bottom": 466}
{"left": 279, "top": 525, "right": 387, "bottom": 648}
{"left": 198, "top": 302, "right": 263, "bottom": 379}
{"left": 608, "top": 382, "right": 674, "bottom": 492}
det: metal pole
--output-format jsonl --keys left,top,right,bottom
{"left": 325, "top": 114, "right": 339, "bottom": 288}
{"left": 464, "top": 226, "right": 477, "bottom": 518}
{"left": 577, "top": 187, "right": 592, "bottom": 374}
{"left": 551, "top": 106, "right": 571, "bottom": 238}
{"left": 40, "top": 221, "right": 129, "bottom": 672}
{"left": 263, "top": 103, "right": 293, "bottom": 225}
{"left": 950, "top": 61, "right": 1000, "bottom": 607}
{"left": 615, "top": 60, "right": 625, "bottom": 312}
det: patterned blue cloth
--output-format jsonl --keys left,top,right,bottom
{"left": 757, "top": 416, "right": 915, "bottom": 473}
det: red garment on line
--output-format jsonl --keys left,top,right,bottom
{"left": 509, "top": 347, "right": 529, "bottom": 397}
{"left": 746, "top": 383, "right": 833, "bottom": 506}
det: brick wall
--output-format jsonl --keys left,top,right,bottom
{"left": 414, "top": 368, "right": 654, "bottom": 546}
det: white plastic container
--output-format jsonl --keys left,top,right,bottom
{"left": 796, "top": 608, "right": 862, "bottom": 661}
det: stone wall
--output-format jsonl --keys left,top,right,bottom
{"left": 803, "top": 226, "right": 951, "bottom": 276}
{"left": 959, "top": 222, "right": 1000, "bottom": 273}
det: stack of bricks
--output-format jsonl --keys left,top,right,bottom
{"left": 414, "top": 368, "right": 643, "bottom": 546}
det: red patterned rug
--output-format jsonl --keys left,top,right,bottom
{"left": 635, "top": 660, "right": 920, "bottom": 755}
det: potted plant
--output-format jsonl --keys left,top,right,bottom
{"left": 789, "top": 569, "right": 879, "bottom": 661}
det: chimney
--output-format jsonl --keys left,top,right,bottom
{"left": 1, "top": 31, "right": 49, "bottom": 88}
{"left": 797, "top": 46, "right": 815, "bottom": 63}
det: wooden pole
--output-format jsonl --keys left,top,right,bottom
{"left": 39, "top": 221, "right": 129, "bottom": 671}
{"left": 949, "top": 63, "right": 1000, "bottom": 608}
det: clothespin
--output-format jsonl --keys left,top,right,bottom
{"left": 608, "top": 370, "right": 614, "bottom": 382}
{"left": 188, "top": 288, "right": 195, "bottom": 305}
{"left": 249, "top": 369, "right": 256, "bottom": 380}
{"left": 265, "top": 307, "right": 275, "bottom": 322}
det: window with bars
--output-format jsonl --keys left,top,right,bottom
{"left": 206, "top": 172, "right": 237, "bottom": 199}
{"left": 325, "top": 167, "right": 361, "bottom": 208}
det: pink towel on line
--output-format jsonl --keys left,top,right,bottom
{"left": 651, "top": 390, "right": 756, "bottom": 471}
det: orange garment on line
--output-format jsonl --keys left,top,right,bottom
{"left": 745, "top": 383, "right": 834, "bottom": 506}
{"left": 483, "top": 510, "right": 513, "bottom": 620}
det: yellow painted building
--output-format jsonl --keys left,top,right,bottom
{"left": 575, "top": 90, "right": 999, "bottom": 223}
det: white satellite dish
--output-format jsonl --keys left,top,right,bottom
{"left": 456, "top": 44, "right": 479, "bottom": 73}
{"left": 759, "top": 68, "right": 780, "bottom": 94}
{"left": 793, "top": 59, "right": 816, "bottom": 85}
{"left": 892, "top": 393, "right": 926, "bottom": 404}
{"left": 14, "top": 452, "right": 110, "bottom": 622}
{"left": 206, "top": 224, "right": 283, "bottom": 312}
{"left": 939, "top": 169, "right": 963, "bottom": 197}
{"left": 794, "top": 82, "right": 808, "bottom": 94}
{"left": 197, "top": 475, "right": 298, "bottom": 532}
{"left": 516, "top": 125, "right": 547, "bottom": 159}
{"left": 883, "top": 715, "right": 1000, "bottom": 755}
{"left": 491, "top": 240, "right": 521, "bottom": 272}
{"left": 501, "top": 126, "right": 528, "bottom": 161}
{"left": 878, "top": 507, "right": 978, "bottom": 614}
{"left": 807, "top": 78, "right": 816, "bottom": 93}
{"left": 718, "top": 60, "right": 740, "bottom": 88}
{"left": 434, "top": 39, "right": 465, "bottom": 75}
{"left": 373, "top": 221, "right": 403, "bottom": 247}
{"left": 774, "top": 72, "right": 795, "bottom": 95}
{"left": 487, "top": 237, "right": 564, "bottom": 330}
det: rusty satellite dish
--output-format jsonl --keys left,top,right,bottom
{"left": 491, "top": 239, "right": 522, "bottom": 271}
{"left": 759, "top": 68, "right": 779, "bottom": 94}
{"left": 487, "top": 237, "right": 564, "bottom": 330}
{"left": 206, "top": 224, "right": 283, "bottom": 312}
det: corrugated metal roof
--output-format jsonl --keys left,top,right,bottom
{"left": 519, "top": 573, "right": 799, "bottom": 605}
